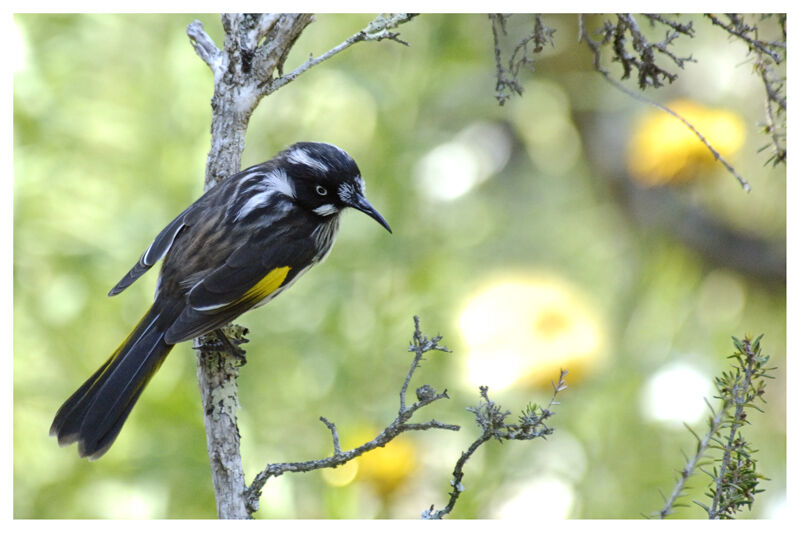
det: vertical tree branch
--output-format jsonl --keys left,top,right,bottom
{"left": 187, "top": 14, "right": 312, "bottom": 519}
{"left": 193, "top": 329, "right": 250, "bottom": 519}
{"left": 199, "top": 14, "right": 313, "bottom": 188}
{"left": 185, "top": 13, "right": 417, "bottom": 518}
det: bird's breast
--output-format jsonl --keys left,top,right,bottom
{"left": 311, "top": 216, "right": 341, "bottom": 264}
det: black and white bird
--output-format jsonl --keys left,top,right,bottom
{"left": 50, "top": 142, "right": 391, "bottom": 459}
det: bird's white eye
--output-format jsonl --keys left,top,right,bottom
{"left": 315, "top": 185, "right": 328, "bottom": 196}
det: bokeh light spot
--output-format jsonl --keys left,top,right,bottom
{"left": 39, "top": 273, "right": 88, "bottom": 325}
{"left": 640, "top": 361, "right": 713, "bottom": 426}
{"left": 459, "top": 275, "right": 605, "bottom": 390}
{"left": 628, "top": 99, "right": 746, "bottom": 186}
{"left": 79, "top": 480, "right": 167, "bottom": 519}
{"left": 414, "top": 121, "right": 511, "bottom": 202}
{"left": 534, "top": 309, "right": 571, "bottom": 340}
{"left": 13, "top": 18, "right": 29, "bottom": 74}
{"left": 321, "top": 458, "right": 359, "bottom": 487}
{"left": 349, "top": 427, "right": 417, "bottom": 496}
{"left": 510, "top": 80, "right": 581, "bottom": 175}
{"left": 495, "top": 476, "right": 575, "bottom": 519}
{"left": 697, "top": 270, "right": 746, "bottom": 325}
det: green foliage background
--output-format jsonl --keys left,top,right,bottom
{"left": 14, "top": 14, "right": 786, "bottom": 519}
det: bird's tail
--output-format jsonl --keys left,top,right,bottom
{"left": 50, "top": 301, "right": 180, "bottom": 459}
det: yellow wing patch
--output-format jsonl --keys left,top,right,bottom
{"left": 239, "top": 266, "right": 291, "bottom": 306}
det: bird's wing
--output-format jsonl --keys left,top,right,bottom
{"left": 108, "top": 203, "right": 197, "bottom": 296}
{"left": 163, "top": 225, "right": 319, "bottom": 344}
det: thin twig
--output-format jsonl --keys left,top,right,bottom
{"left": 319, "top": 416, "right": 342, "bottom": 456}
{"left": 705, "top": 14, "right": 784, "bottom": 63}
{"left": 578, "top": 15, "right": 751, "bottom": 192}
{"left": 703, "top": 14, "right": 785, "bottom": 165}
{"left": 643, "top": 14, "right": 695, "bottom": 35}
{"left": 659, "top": 399, "right": 726, "bottom": 518}
{"left": 424, "top": 370, "right": 568, "bottom": 519}
{"left": 426, "top": 432, "right": 492, "bottom": 519}
{"left": 244, "top": 316, "right": 457, "bottom": 515}
{"left": 186, "top": 20, "right": 226, "bottom": 81}
{"left": 488, "top": 14, "right": 556, "bottom": 105}
{"left": 759, "top": 67, "right": 786, "bottom": 164}
{"left": 265, "top": 13, "right": 417, "bottom": 94}
{"left": 402, "top": 315, "right": 451, "bottom": 412}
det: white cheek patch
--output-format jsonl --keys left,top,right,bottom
{"left": 313, "top": 203, "right": 339, "bottom": 216}
{"left": 287, "top": 148, "right": 329, "bottom": 173}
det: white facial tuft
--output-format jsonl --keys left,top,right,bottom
{"left": 264, "top": 168, "right": 295, "bottom": 198}
{"left": 287, "top": 148, "right": 330, "bottom": 173}
{"left": 313, "top": 203, "right": 340, "bottom": 216}
{"left": 337, "top": 176, "right": 363, "bottom": 205}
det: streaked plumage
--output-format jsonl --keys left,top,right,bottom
{"left": 50, "top": 142, "right": 391, "bottom": 459}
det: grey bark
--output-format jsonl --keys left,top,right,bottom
{"left": 185, "top": 13, "right": 416, "bottom": 518}
{"left": 187, "top": 14, "right": 312, "bottom": 519}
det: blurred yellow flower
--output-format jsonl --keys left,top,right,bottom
{"left": 459, "top": 275, "right": 605, "bottom": 390}
{"left": 627, "top": 99, "right": 745, "bottom": 186}
{"left": 341, "top": 426, "right": 417, "bottom": 496}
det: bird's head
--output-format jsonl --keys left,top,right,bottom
{"left": 279, "top": 142, "right": 392, "bottom": 233}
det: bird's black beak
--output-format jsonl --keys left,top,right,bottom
{"left": 351, "top": 193, "right": 392, "bottom": 233}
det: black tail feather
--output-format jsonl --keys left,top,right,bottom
{"left": 50, "top": 302, "right": 179, "bottom": 459}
